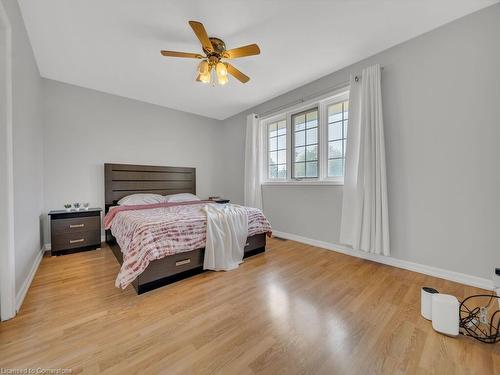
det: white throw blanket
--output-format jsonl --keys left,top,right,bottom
{"left": 203, "top": 203, "right": 248, "bottom": 271}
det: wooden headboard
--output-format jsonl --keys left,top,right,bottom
{"left": 104, "top": 163, "right": 196, "bottom": 212}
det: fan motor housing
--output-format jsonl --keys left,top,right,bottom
{"left": 205, "top": 37, "right": 226, "bottom": 56}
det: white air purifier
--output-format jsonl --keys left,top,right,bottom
{"left": 431, "top": 294, "right": 460, "bottom": 336}
{"left": 421, "top": 287, "right": 439, "bottom": 320}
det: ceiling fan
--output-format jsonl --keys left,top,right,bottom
{"left": 160, "top": 21, "right": 260, "bottom": 86}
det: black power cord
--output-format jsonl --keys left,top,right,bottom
{"left": 459, "top": 294, "right": 500, "bottom": 344}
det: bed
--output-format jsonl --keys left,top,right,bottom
{"left": 104, "top": 163, "right": 270, "bottom": 294}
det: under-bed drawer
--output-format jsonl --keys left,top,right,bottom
{"left": 138, "top": 249, "right": 204, "bottom": 284}
{"left": 244, "top": 233, "right": 266, "bottom": 252}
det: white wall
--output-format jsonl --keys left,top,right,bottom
{"left": 0, "top": 0, "right": 15, "bottom": 319}
{"left": 2, "top": 0, "right": 44, "bottom": 294}
{"left": 220, "top": 4, "right": 500, "bottom": 280}
{"left": 42, "top": 79, "right": 225, "bottom": 244}
{"left": 0, "top": 3, "right": 9, "bottom": 266}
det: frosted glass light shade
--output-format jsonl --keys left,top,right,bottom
{"left": 199, "top": 72, "right": 211, "bottom": 84}
{"left": 198, "top": 60, "right": 209, "bottom": 75}
{"left": 216, "top": 62, "right": 227, "bottom": 77}
{"left": 218, "top": 74, "right": 228, "bottom": 85}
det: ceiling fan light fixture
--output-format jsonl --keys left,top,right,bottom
{"left": 198, "top": 60, "right": 209, "bottom": 75}
{"left": 216, "top": 62, "right": 227, "bottom": 77}
{"left": 217, "top": 74, "right": 228, "bottom": 85}
{"left": 199, "top": 71, "right": 211, "bottom": 84}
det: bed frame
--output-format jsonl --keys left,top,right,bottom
{"left": 104, "top": 163, "right": 266, "bottom": 294}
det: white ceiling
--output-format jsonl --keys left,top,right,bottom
{"left": 19, "top": 0, "right": 497, "bottom": 120}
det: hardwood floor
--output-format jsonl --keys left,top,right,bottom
{"left": 1, "top": 238, "right": 499, "bottom": 374}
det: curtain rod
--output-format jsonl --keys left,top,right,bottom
{"left": 257, "top": 66, "right": 384, "bottom": 118}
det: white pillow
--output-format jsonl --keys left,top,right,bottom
{"left": 117, "top": 193, "right": 165, "bottom": 206}
{"left": 164, "top": 193, "right": 200, "bottom": 203}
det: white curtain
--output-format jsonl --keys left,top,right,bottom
{"left": 340, "top": 64, "right": 390, "bottom": 255}
{"left": 244, "top": 113, "right": 263, "bottom": 209}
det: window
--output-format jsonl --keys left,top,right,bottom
{"left": 327, "top": 100, "right": 348, "bottom": 177}
{"left": 262, "top": 89, "right": 349, "bottom": 184}
{"left": 267, "top": 119, "right": 287, "bottom": 179}
{"left": 292, "top": 108, "right": 319, "bottom": 178}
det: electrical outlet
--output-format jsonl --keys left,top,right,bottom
{"left": 495, "top": 268, "right": 500, "bottom": 288}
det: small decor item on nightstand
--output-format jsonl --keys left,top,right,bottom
{"left": 64, "top": 203, "right": 72, "bottom": 212}
{"left": 83, "top": 202, "right": 90, "bottom": 210}
{"left": 73, "top": 202, "right": 81, "bottom": 211}
{"left": 208, "top": 196, "right": 220, "bottom": 201}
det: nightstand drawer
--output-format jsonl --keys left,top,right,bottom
{"left": 51, "top": 231, "right": 101, "bottom": 252}
{"left": 51, "top": 216, "right": 100, "bottom": 235}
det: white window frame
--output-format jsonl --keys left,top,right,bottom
{"left": 291, "top": 107, "right": 320, "bottom": 179}
{"left": 322, "top": 94, "right": 349, "bottom": 181}
{"left": 264, "top": 116, "right": 288, "bottom": 181}
{"left": 261, "top": 86, "right": 349, "bottom": 186}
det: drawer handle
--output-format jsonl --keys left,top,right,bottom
{"left": 69, "top": 224, "right": 85, "bottom": 228}
{"left": 69, "top": 238, "right": 85, "bottom": 244}
{"left": 175, "top": 259, "right": 191, "bottom": 266}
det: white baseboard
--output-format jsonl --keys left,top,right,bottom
{"left": 15, "top": 245, "right": 45, "bottom": 312}
{"left": 272, "top": 230, "right": 494, "bottom": 291}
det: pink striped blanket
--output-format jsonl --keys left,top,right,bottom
{"left": 105, "top": 201, "right": 272, "bottom": 289}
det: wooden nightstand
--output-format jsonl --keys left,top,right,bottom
{"left": 48, "top": 208, "right": 102, "bottom": 256}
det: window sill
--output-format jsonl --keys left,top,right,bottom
{"left": 262, "top": 180, "right": 344, "bottom": 186}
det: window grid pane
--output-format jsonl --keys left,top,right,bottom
{"left": 293, "top": 108, "right": 319, "bottom": 178}
{"left": 268, "top": 120, "right": 287, "bottom": 179}
{"left": 327, "top": 100, "right": 348, "bottom": 178}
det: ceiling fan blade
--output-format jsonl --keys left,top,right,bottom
{"left": 161, "top": 50, "right": 203, "bottom": 59}
{"left": 223, "top": 44, "right": 260, "bottom": 59}
{"left": 188, "top": 21, "right": 213, "bottom": 53}
{"left": 225, "top": 63, "right": 250, "bottom": 83}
